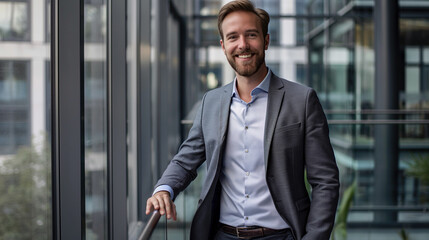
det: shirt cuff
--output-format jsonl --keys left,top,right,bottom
{"left": 153, "top": 185, "right": 174, "bottom": 199}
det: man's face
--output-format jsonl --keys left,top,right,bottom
{"left": 220, "top": 11, "right": 269, "bottom": 78}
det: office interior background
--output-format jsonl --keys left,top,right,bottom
{"left": 0, "top": 0, "right": 428, "bottom": 239}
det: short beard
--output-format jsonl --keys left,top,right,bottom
{"left": 227, "top": 51, "right": 265, "bottom": 77}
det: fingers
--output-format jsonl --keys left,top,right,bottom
{"left": 145, "top": 196, "right": 156, "bottom": 215}
{"left": 162, "top": 193, "right": 177, "bottom": 220}
{"left": 172, "top": 199, "right": 177, "bottom": 221}
{"left": 145, "top": 191, "right": 177, "bottom": 221}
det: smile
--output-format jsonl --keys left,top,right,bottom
{"left": 237, "top": 54, "right": 252, "bottom": 58}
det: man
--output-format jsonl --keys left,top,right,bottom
{"left": 146, "top": 0, "right": 339, "bottom": 239}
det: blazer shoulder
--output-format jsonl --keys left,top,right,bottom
{"left": 272, "top": 74, "right": 313, "bottom": 94}
{"left": 204, "top": 82, "right": 233, "bottom": 98}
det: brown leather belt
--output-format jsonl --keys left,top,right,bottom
{"left": 219, "top": 223, "right": 290, "bottom": 239}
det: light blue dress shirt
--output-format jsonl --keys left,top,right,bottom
{"left": 218, "top": 70, "right": 289, "bottom": 229}
{"left": 155, "top": 69, "right": 289, "bottom": 229}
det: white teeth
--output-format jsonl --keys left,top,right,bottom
{"left": 238, "top": 54, "right": 251, "bottom": 58}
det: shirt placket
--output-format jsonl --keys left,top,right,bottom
{"left": 243, "top": 98, "right": 253, "bottom": 224}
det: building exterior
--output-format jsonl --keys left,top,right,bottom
{"left": 0, "top": 0, "right": 428, "bottom": 239}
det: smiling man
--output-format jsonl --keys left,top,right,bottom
{"left": 146, "top": 1, "right": 339, "bottom": 239}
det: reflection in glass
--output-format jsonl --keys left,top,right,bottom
{"left": 84, "top": 0, "right": 108, "bottom": 239}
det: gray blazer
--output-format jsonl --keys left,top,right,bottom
{"left": 155, "top": 73, "right": 340, "bottom": 240}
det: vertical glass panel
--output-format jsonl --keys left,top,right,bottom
{"left": 84, "top": 0, "right": 108, "bottom": 239}
{"left": 0, "top": 0, "right": 51, "bottom": 238}
{"left": 127, "top": 0, "right": 140, "bottom": 238}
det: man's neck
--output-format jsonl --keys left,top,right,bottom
{"left": 235, "top": 66, "right": 268, "bottom": 103}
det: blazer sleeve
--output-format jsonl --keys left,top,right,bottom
{"left": 302, "top": 89, "right": 340, "bottom": 240}
{"left": 154, "top": 93, "right": 207, "bottom": 200}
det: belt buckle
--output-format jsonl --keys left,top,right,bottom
{"left": 236, "top": 227, "right": 242, "bottom": 239}
{"left": 236, "top": 227, "right": 247, "bottom": 239}
{"left": 236, "top": 226, "right": 259, "bottom": 239}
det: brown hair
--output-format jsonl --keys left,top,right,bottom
{"left": 217, "top": 0, "right": 270, "bottom": 40}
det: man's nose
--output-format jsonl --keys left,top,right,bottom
{"left": 238, "top": 36, "right": 249, "bottom": 50}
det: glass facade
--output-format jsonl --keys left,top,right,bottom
{"left": 0, "top": 0, "right": 428, "bottom": 239}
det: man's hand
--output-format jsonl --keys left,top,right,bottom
{"left": 146, "top": 191, "right": 177, "bottom": 220}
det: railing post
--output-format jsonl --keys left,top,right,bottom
{"left": 373, "top": 0, "right": 400, "bottom": 224}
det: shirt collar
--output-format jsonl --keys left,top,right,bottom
{"left": 232, "top": 68, "right": 271, "bottom": 97}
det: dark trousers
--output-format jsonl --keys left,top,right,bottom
{"left": 214, "top": 229, "right": 295, "bottom": 240}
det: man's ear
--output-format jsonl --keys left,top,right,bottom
{"left": 264, "top": 34, "right": 270, "bottom": 50}
{"left": 220, "top": 39, "right": 226, "bottom": 53}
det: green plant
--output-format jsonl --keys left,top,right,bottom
{"left": 399, "top": 228, "right": 409, "bottom": 240}
{"left": 406, "top": 154, "right": 429, "bottom": 204}
{"left": 331, "top": 182, "right": 356, "bottom": 240}
{"left": 304, "top": 169, "right": 312, "bottom": 195}
{"left": 406, "top": 154, "right": 429, "bottom": 185}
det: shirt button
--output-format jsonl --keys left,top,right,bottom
{"left": 245, "top": 149, "right": 249, "bottom": 153}
{"left": 245, "top": 217, "right": 249, "bottom": 220}
{"left": 245, "top": 194, "right": 249, "bottom": 198}
{"left": 245, "top": 126, "right": 248, "bottom": 130}
{"left": 246, "top": 172, "right": 250, "bottom": 176}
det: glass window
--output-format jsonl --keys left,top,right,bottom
{"left": 200, "top": 0, "right": 221, "bottom": 16}
{"left": 84, "top": 0, "right": 108, "bottom": 239}
{"left": 0, "top": 61, "right": 29, "bottom": 154}
{"left": 200, "top": 19, "right": 219, "bottom": 44}
{"left": 0, "top": 0, "right": 30, "bottom": 41}
{"left": 405, "top": 47, "right": 420, "bottom": 64}
{"left": 84, "top": 0, "right": 107, "bottom": 43}
{"left": 296, "top": 63, "right": 307, "bottom": 84}
{"left": 0, "top": 0, "right": 51, "bottom": 239}
{"left": 199, "top": 0, "right": 221, "bottom": 44}
{"left": 199, "top": 63, "right": 222, "bottom": 90}
{"left": 423, "top": 47, "right": 429, "bottom": 64}
{"left": 405, "top": 66, "right": 420, "bottom": 93}
{"left": 253, "top": 0, "right": 280, "bottom": 45}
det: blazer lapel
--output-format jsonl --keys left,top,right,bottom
{"left": 264, "top": 74, "right": 285, "bottom": 170}
{"left": 220, "top": 83, "right": 233, "bottom": 143}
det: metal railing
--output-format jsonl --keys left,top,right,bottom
{"left": 181, "top": 109, "right": 429, "bottom": 125}
{"left": 138, "top": 211, "right": 161, "bottom": 240}
{"left": 325, "top": 109, "right": 429, "bottom": 125}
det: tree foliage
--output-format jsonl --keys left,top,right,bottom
{"left": 0, "top": 140, "right": 52, "bottom": 240}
